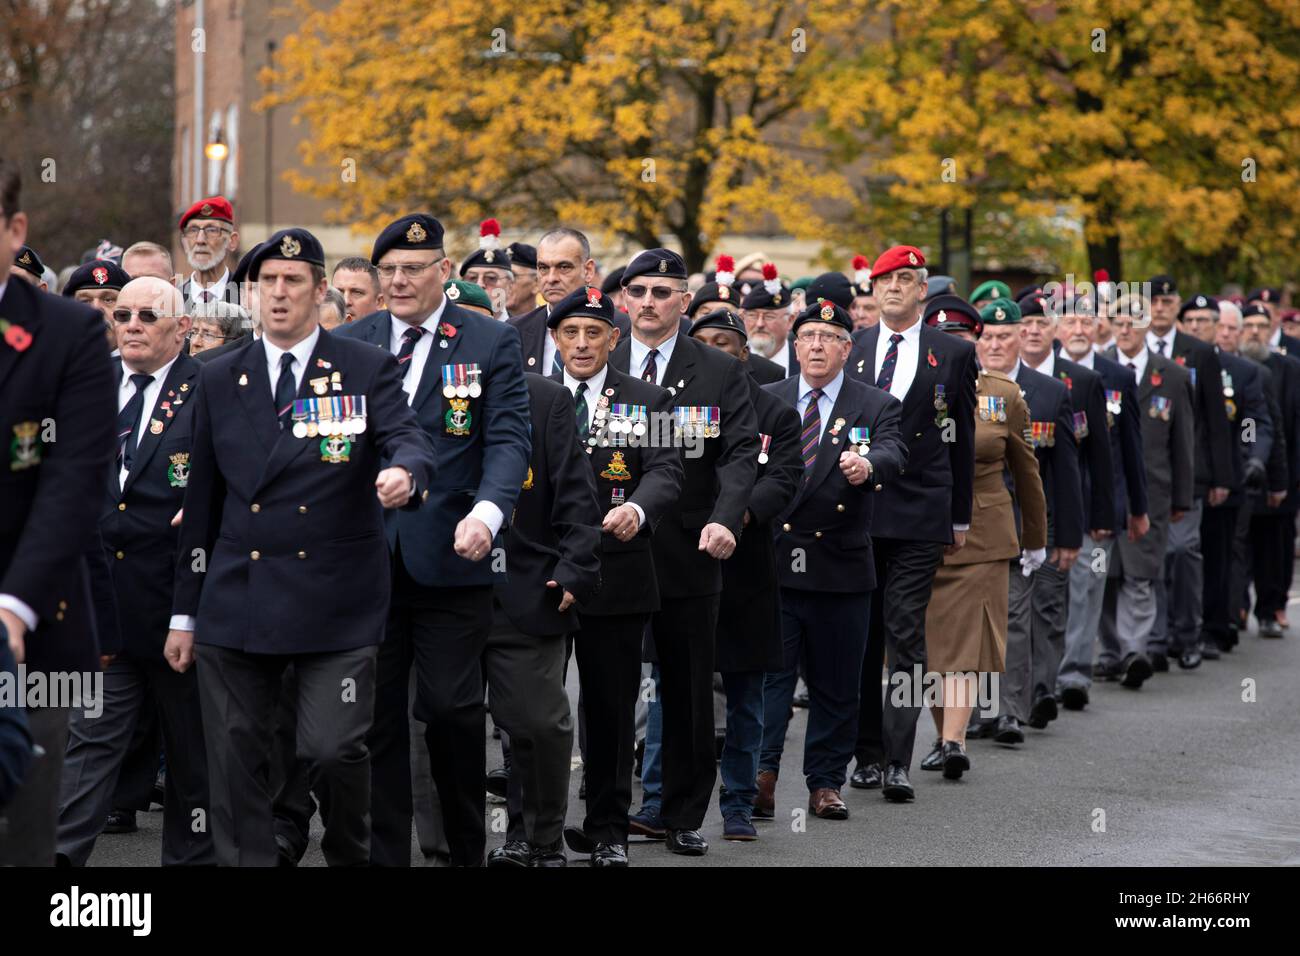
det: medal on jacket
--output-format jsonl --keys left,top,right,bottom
{"left": 1031, "top": 421, "right": 1056, "bottom": 448}
{"left": 978, "top": 396, "right": 991, "bottom": 421}
{"left": 1072, "top": 410, "right": 1089, "bottom": 441}
{"left": 848, "top": 426, "right": 871, "bottom": 456}
{"left": 758, "top": 432, "right": 772, "bottom": 465}
{"left": 1149, "top": 396, "right": 1171, "bottom": 420}
{"left": 934, "top": 384, "right": 948, "bottom": 425}
{"left": 610, "top": 487, "right": 626, "bottom": 508}
{"left": 1105, "top": 389, "right": 1122, "bottom": 426}
{"left": 442, "top": 363, "right": 482, "bottom": 399}
{"left": 310, "top": 376, "right": 329, "bottom": 396}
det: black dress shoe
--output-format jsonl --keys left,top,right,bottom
{"left": 1093, "top": 659, "right": 1121, "bottom": 681}
{"left": 486, "top": 840, "right": 532, "bottom": 868}
{"left": 993, "top": 714, "right": 1024, "bottom": 745}
{"left": 882, "top": 763, "right": 914, "bottom": 802}
{"left": 634, "top": 737, "right": 645, "bottom": 779}
{"left": 1149, "top": 651, "right": 1169, "bottom": 672}
{"left": 592, "top": 843, "right": 628, "bottom": 867}
{"left": 1060, "top": 685, "right": 1089, "bottom": 711}
{"left": 792, "top": 689, "right": 810, "bottom": 708}
{"left": 919, "top": 739, "right": 944, "bottom": 771}
{"left": 1260, "top": 619, "right": 1285, "bottom": 639}
{"left": 563, "top": 825, "right": 595, "bottom": 855}
{"left": 530, "top": 839, "right": 567, "bottom": 867}
{"left": 1198, "top": 642, "right": 1220, "bottom": 661}
{"left": 666, "top": 828, "right": 708, "bottom": 856}
{"left": 1027, "top": 695, "right": 1058, "bottom": 729}
{"left": 966, "top": 720, "right": 994, "bottom": 739}
{"left": 1178, "top": 647, "right": 1203, "bottom": 669}
{"left": 485, "top": 767, "right": 509, "bottom": 798}
{"left": 1120, "top": 652, "right": 1154, "bottom": 688}
{"left": 849, "top": 762, "right": 882, "bottom": 789}
{"left": 940, "top": 741, "right": 970, "bottom": 780}
{"left": 103, "top": 809, "right": 137, "bottom": 834}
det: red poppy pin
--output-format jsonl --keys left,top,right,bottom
{"left": 0, "top": 318, "right": 33, "bottom": 352}
{"left": 1174, "top": 356, "right": 1185, "bottom": 366}
{"left": 1151, "top": 371, "right": 1163, "bottom": 387}
{"left": 1059, "top": 372, "right": 1072, "bottom": 390}
{"left": 439, "top": 322, "right": 457, "bottom": 339}
{"left": 927, "top": 348, "right": 938, "bottom": 368}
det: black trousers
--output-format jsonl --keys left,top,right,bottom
{"left": 1250, "top": 512, "right": 1293, "bottom": 622}
{"left": 269, "top": 666, "right": 322, "bottom": 863}
{"left": 195, "top": 643, "right": 377, "bottom": 867}
{"left": 1200, "top": 503, "right": 1239, "bottom": 643}
{"left": 110, "top": 697, "right": 161, "bottom": 812}
{"left": 573, "top": 612, "right": 648, "bottom": 845}
{"left": 368, "top": 553, "right": 492, "bottom": 867}
{"left": 650, "top": 593, "right": 719, "bottom": 830}
{"left": 854, "top": 538, "right": 944, "bottom": 771}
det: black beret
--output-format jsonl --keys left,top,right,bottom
{"left": 792, "top": 298, "right": 853, "bottom": 336}
{"left": 1148, "top": 274, "right": 1178, "bottom": 297}
{"left": 805, "top": 272, "right": 854, "bottom": 310}
{"left": 1247, "top": 287, "right": 1281, "bottom": 305}
{"left": 507, "top": 242, "right": 537, "bottom": 270}
{"left": 247, "top": 228, "right": 325, "bottom": 280}
{"left": 459, "top": 247, "right": 513, "bottom": 276}
{"left": 1241, "top": 302, "right": 1270, "bottom": 319}
{"left": 922, "top": 294, "right": 983, "bottom": 337}
{"left": 63, "top": 259, "right": 130, "bottom": 296}
{"left": 600, "top": 266, "right": 625, "bottom": 295}
{"left": 740, "top": 279, "right": 789, "bottom": 310}
{"left": 13, "top": 245, "right": 45, "bottom": 280}
{"left": 546, "top": 285, "right": 615, "bottom": 329}
{"left": 1178, "top": 293, "right": 1219, "bottom": 317}
{"left": 689, "top": 308, "right": 748, "bottom": 343}
{"left": 1018, "top": 293, "right": 1054, "bottom": 318}
{"left": 1013, "top": 283, "right": 1044, "bottom": 302}
{"left": 622, "top": 248, "right": 687, "bottom": 283}
{"left": 231, "top": 242, "right": 264, "bottom": 285}
{"left": 370, "top": 214, "right": 445, "bottom": 265}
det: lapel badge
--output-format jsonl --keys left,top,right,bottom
{"left": 605, "top": 387, "right": 615, "bottom": 397}
{"left": 310, "top": 376, "right": 329, "bottom": 396}
{"left": 316, "top": 358, "right": 332, "bottom": 369}
{"left": 149, "top": 419, "right": 164, "bottom": 435}
{"left": 528, "top": 356, "right": 536, "bottom": 366}
{"left": 180, "top": 383, "right": 190, "bottom": 392}
{"left": 331, "top": 370, "right": 343, "bottom": 391}
{"left": 856, "top": 358, "right": 865, "bottom": 373}
{"left": 238, "top": 372, "right": 249, "bottom": 386}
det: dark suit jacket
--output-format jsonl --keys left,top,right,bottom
{"left": 717, "top": 376, "right": 801, "bottom": 672}
{"left": 509, "top": 304, "right": 632, "bottom": 373}
{"left": 767, "top": 373, "right": 906, "bottom": 592}
{"left": 610, "top": 333, "right": 758, "bottom": 598}
{"left": 1091, "top": 352, "right": 1149, "bottom": 526}
{"left": 565, "top": 365, "right": 683, "bottom": 617}
{"left": 746, "top": 352, "right": 785, "bottom": 386}
{"left": 1259, "top": 351, "right": 1300, "bottom": 513}
{"left": 846, "top": 322, "right": 976, "bottom": 543}
{"left": 195, "top": 331, "right": 253, "bottom": 364}
{"left": 1170, "top": 330, "right": 1235, "bottom": 494}
{"left": 337, "top": 302, "right": 531, "bottom": 587}
{"left": 1052, "top": 355, "right": 1116, "bottom": 533}
{"left": 173, "top": 328, "right": 436, "bottom": 654}
{"left": 101, "top": 354, "right": 202, "bottom": 661}
{"left": 1014, "top": 364, "right": 1084, "bottom": 550}
{"left": 494, "top": 374, "right": 601, "bottom": 636}
{"left": 1217, "top": 350, "right": 1272, "bottom": 507}
{"left": 0, "top": 279, "right": 117, "bottom": 674}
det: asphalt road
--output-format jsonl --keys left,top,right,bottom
{"left": 87, "top": 614, "right": 1300, "bottom": 867}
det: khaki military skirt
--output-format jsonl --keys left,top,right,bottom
{"left": 924, "top": 558, "right": 1009, "bottom": 673}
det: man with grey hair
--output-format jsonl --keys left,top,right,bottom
{"left": 122, "top": 242, "right": 175, "bottom": 283}
{"left": 318, "top": 287, "right": 347, "bottom": 330}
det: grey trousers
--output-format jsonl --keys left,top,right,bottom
{"left": 999, "top": 562, "right": 1033, "bottom": 722}
{"left": 0, "top": 706, "right": 70, "bottom": 866}
{"left": 1154, "top": 499, "right": 1204, "bottom": 654}
{"left": 1059, "top": 535, "right": 1113, "bottom": 692}
{"left": 1099, "top": 574, "right": 1157, "bottom": 664}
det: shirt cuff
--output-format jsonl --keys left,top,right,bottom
{"left": 953, "top": 524, "right": 971, "bottom": 533}
{"left": 469, "top": 500, "right": 505, "bottom": 538}
{"left": 627, "top": 502, "right": 646, "bottom": 530}
{"left": 0, "top": 595, "right": 38, "bottom": 632}
{"left": 168, "top": 615, "right": 196, "bottom": 632}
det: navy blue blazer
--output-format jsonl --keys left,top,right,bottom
{"left": 337, "top": 302, "right": 531, "bottom": 587}
{"left": 1014, "top": 363, "right": 1084, "bottom": 550}
{"left": 1261, "top": 351, "right": 1300, "bottom": 513}
{"left": 846, "top": 322, "right": 976, "bottom": 543}
{"left": 0, "top": 278, "right": 117, "bottom": 674}
{"left": 1218, "top": 350, "right": 1272, "bottom": 506}
{"left": 173, "top": 328, "right": 436, "bottom": 654}
{"left": 766, "top": 374, "right": 906, "bottom": 592}
{"left": 101, "top": 354, "right": 202, "bottom": 661}
{"left": 1089, "top": 352, "right": 1150, "bottom": 526}
{"left": 1170, "top": 330, "right": 1236, "bottom": 494}
{"left": 1052, "top": 356, "right": 1116, "bottom": 534}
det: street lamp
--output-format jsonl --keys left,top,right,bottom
{"left": 204, "top": 136, "right": 229, "bottom": 163}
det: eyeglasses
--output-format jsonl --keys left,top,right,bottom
{"left": 182, "top": 225, "right": 232, "bottom": 240}
{"left": 624, "top": 284, "right": 685, "bottom": 301}
{"left": 465, "top": 271, "right": 513, "bottom": 289}
{"left": 796, "top": 330, "right": 849, "bottom": 344}
{"left": 111, "top": 308, "right": 170, "bottom": 324}
{"left": 192, "top": 328, "right": 229, "bottom": 342}
{"left": 377, "top": 257, "right": 444, "bottom": 280}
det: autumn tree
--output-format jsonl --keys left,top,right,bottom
{"left": 262, "top": 0, "right": 877, "bottom": 270}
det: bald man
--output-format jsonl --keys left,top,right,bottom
{"left": 56, "top": 277, "right": 215, "bottom": 866}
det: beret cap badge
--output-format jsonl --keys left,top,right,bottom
{"left": 18, "top": 251, "right": 31, "bottom": 265}
{"left": 995, "top": 307, "right": 1006, "bottom": 320}
{"left": 280, "top": 235, "right": 301, "bottom": 258}
{"left": 200, "top": 203, "right": 213, "bottom": 216}
{"left": 93, "top": 267, "right": 108, "bottom": 285}
{"left": 586, "top": 287, "right": 602, "bottom": 308}
{"left": 658, "top": 259, "right": 667, "bottom": 273}
{"left": 446, "top": 283, "right": 460, "bottom": 300}
{"left": 820, "top": 303, "right": 835, "bottom": 321}
{"left": 406, "top": 222, "right": 428, "bottom": 244}
{"left": 907, "top": 251, "right": 918, "bottom": 265}
{"left": 719, "top": 286, "right": 730, "bottom": 300}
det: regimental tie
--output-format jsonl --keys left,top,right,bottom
{"left": 117, "top": 373, "right": 154, "bottom": 471}
{"left": 642, "top": 348, "right": 659, "bottom": 384}
{"left": 1154, "top": 338, "right": 1167, "bottom": 356}
{"left": 551, "top": 349, "right": 564, "bottom": 375}
{"left": 275, "top": 353, "right": 297, "bottom": 431}
{"left": 876, "top": 333, "right": 904, "bottom": 392}
{"left": 801, "top": 387, "right": 823, "bottom": 479}
{"left": 395, "top": 326, "right": 424, "bottom": 369}
{"left": 574, "top": 381, "right": 590, "bottom": 441}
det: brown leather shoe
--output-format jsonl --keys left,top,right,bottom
{"left": 753, "top": 770, "right": 776, "bottom": 819}
{"left": 808, "top": 788, "right": 849, "bottom": 820}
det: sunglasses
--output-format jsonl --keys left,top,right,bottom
{"left": 624, "top": 284, "right": 684, "bottom": 301}
{"left": 111, "top": 308, "right": 169, "bottom": 324}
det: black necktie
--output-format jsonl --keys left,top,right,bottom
{"left": 275, "top": 353, "right": 296, "bottom": 430}
{"left": 395, "top": 326, "right": 423, "bottom": 370}
{"left": 876, "top": 333, "right": 903, "bottom": 391}
{"left": 575, "top": 382, "right": 589, "bottom": 441}
{"left": 643, "top": 348, "right": 659, "bottom": 384}
{"left": 1154, "top": 339, "right": 1167, "bottom": 356}
{"left": 117, "top": 373, "right": 154, "bottom": 471}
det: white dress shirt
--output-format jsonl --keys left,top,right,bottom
{"left": 629, "top": 332, "right": 680, "bottom": 388}
{"left": 1118, "top": 346, "right": 1149, "bottom": 384}
{"left": 542, "top": 305, "right": 560, "bottom": 375}
{"left": 188, "top": 269, "right": 231, "bottom": 304}
{"left": 563, "top": 364, "right": 646, "bottom": 528}
{"left": 263, "top": 325, "right": 320, "bottom": 399}
{"left": 770, "top": 341, "right": 792, "bottom": 374}
{"left": 1070, "top": 349, "right": 1096, "bottom": 371}
{"left": 389, "top": 297, "right": 447, "bottom": 403}
{"left": 117, "top": 354, "right": 179, "bottom": 490}
{"left": 1145, "top": 328, "right": 1176, "bottom": 359}
{"left": 1269, "top": 327, "right": 1283, "bottom": 351}
{"left": 873, "top": 316, "right": 923, "bottom": 400}
{"left": 1030, "top": 351, "right": 1056, "bottom": 378}
{"left": 796, "top": 370, "right": 844, "bottom": 445}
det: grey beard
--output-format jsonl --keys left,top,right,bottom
{"left": 1241, "top": 341, "right": 1270, "bottom": 363}
{"left": 186, "top": 249, "right": 220, "bottom": 273}
{"left": 748, "top": 332, "right": 778, "bottom": 357}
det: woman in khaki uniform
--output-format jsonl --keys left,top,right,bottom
{"left": 919, "top": 297, "right": 1047, "bottom": 778}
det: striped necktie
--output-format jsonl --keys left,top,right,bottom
{"left": 117, "top": 373, "right": 154, "bottom": 471}
{"left": 642, "top": 348, "right": 659, "bottom": 384}
{"left": 801, "top": 388, "right": 823, "bottom": 478}
{"left": 575, "top": 382, "right": 589, "bottom": 441}
{"left": 876, "top": 333, "right": 903, "bottom": 391}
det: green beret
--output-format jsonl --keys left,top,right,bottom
{"left": 979, "top": 297, "right": 1021, "bottom": 325}
{"left": 444, "top": 279, "right": 492, "bottom": 312}
{"left": 789, "top": 276, "right": 815, "bottom": 292}
{"left": 970, "top": 280, "right": 1011, "bottom": 303}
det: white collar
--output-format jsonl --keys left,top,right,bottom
{"left": 390, "top": 297, "right": 448, "bottom": 339}
{"left": 1029, "top": 351, "right": 1055, "bottom": 377}
{"left": 264, "top": 324, "right": 321, "bottom": 370}
{"left": 189, "top": 269, "right": 230, "bottom": 299}
{"left": 564, "top": 362, "right": 608, "bottom": 396}
{"left": 798, "top": 369, "right": 844, "bottom": 404}
{"left": 120, "top": 352, "right": 180, "bottom": 389}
